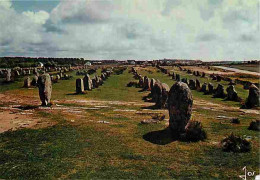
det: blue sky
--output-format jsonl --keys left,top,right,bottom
{"left": 12, "top": 0, "right": 59, "bottom": 13}
{"left": 0, "top": 0, "right": 259, "bottom": 61}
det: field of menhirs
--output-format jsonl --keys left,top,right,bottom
{"left": 0, "top": 62, "right": 259, "bottom": 179}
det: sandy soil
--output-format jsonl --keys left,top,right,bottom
{"left": 0, "top": 93, "right": 53, "bottom": 133}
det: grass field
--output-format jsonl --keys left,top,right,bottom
{"left": 0, "top": 67, "right": 259, "bottom": 179}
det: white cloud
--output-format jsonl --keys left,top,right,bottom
{"left": 0, "top": 0, "right": 259, "bottom": 60}
{"left": 23, "top": 11, "right": 50, "bottom": 24}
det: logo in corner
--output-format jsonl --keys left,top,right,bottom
{"left": 239, "top": 166, "right": 256, "bottom": 180}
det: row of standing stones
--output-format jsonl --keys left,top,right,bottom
{"left": 1, "top": 66, "right": 72, "bottom": 83}
{"left": 157, "top": 66, "right": 260, "bottom": 109}
{"left": 130, "top": 67, "right": 259, "bottom": 151}
{"left": 75, "top": 70, "right": 113, "bottom": 94}
{"left": 130, "top": 67, "right": 206, "bottom": 142}
{"left": 23, "top": 71, "right": 72, "bottom": 88}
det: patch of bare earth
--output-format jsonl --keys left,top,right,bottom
{"left": 0, "top": 93, "right": 55, "bottom": 133}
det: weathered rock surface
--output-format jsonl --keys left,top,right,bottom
{"left": 214, "top": 84, "right": 225, "bottom": 98}
{"left": 37, "top": 74, "right": 52, "bottom": 106}
{"left": 208, "top": 83, "right": 214, "bottom": 94}
{"left": 168, "top": 82, "right": 193, "bottom": 135}
{"left": 200, "top": 83, "right": 207, "bottom": 93}
{"left": 189, "top": 80, "right": 196, "bottom": 90}
{"left": 226, "top": 85, "right": 239, "bottom": 101}
{"left": 196, "top": 79, "right": 201, "bottom": 91}
{"left": 23, "top": 76, "right": 31, "bottom": 88}
{"left": 83, "top": 74, "right": 92, "bottom": 90}
{"left": 245, "top": 84, "right": 260, "bottom": 108}
{"left": 76, "top": 78, "right": 84, "bottom": 94}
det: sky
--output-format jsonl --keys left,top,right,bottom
{"left": 0, "top": 0, "right": 259, "bottom": 61}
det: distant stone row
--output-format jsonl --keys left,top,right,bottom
{"left": 1, "top": 66, "right": 71, "bottom": 83}
{"left": 76, "top": 71, "right": 112, "bottom": 94}
{"left": 181, "top": 66, "right": 259, "bottom": 90}
{"left": 23, "top": 69, "right": 72, "bottom": 88}
{"left": 156, "top": 66, "right": 259, "bottom": 109}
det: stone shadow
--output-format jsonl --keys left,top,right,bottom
{"left": 143, "top": 127, "right": 177, "bottom": 145}
{"left": 15, "top": 105, "right": 39, "bottom": 110}
{"left": 141, "top": 104, "right": 158, "bottom": 110}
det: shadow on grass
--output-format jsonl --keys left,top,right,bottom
{"left": 138, "top": 89, "right": 146, "bottom": 92}
{"left": 142, "top": 95, "right": 153, "bottom": 102}
{"left": 66, "top": 92, "right": 77, "bottom": 95}
{"left": 16, "top": 105, "right": 39, "bottom": 110}
{"left": 143, "top": 127, "right": 177, "bottom": 145}
{"left": 141, "top": 104, "right": 159, "bottom": 110}
{"left": 66, "top": 92, "right": 87, "bottom": 95}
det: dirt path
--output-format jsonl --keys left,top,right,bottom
{"left": 214, "top": 66, "right": 260, "bottom": 76}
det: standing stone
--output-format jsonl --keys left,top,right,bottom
{"left": 176, "top": 74, "right": 180, "bottom": 81}
{"left": 99, "top": 76, "right": 103, "bottom": 86}
{"left": 226, "top": 85, "right": 239, "bottom": 101}
{"left": 92, "top": 78, "right": 96, "bottom": 89}
{"left": 168, "top": 82, "right": 193, "bottom": 135}
{"left": 212, "top": 75, "right": 217, "bottom": 80}
{"left": 94, "top": 76, "right": 99, "bottom": 87}
{"left": 143, "top": 76, "right": 151, "bottom": 90}
{"left": 216, "top": 75, "right": 221, "bottom": 82}
{"left": 200, "top": 83, "right": 207, "bottom": 93}
{"left": 201, "top": 72, "right": 206, "bottom": 77}
{"left": 189, "top": 79, "right": 196, "bottom": 90}
{"left": 172, "top": 72, "right": 175, "bottom": 80}
{"left": 243, "top": 81, "right": 252, "bottom": 90}
{"left": 161, "top": 83, "right": 170, "bottom": 108}
{"left": 138, "top": 77, "right": 144, "bottom": 88}
{"left": 245, "top": 84, "right": 260, "bottom": 108}
{"left": 214, "top": 84, "right": 225, "bottom": 98}
{"left": 23, "top": 76, "right": 31, "bottom": 88}
{"left": 196, "top": 79, "right": 201, "bottom": 91}
{"left": 76, "top": 78, "right": 84, "bottom": 94}
{"left": 37, "top": 74, "right": 52, "bottom": 106}
{"left": 15, "top": 70, "right": 20, "bottom": 76}
{"left": 83, "top": 74, "right": 92, "bottom": 90}
{"left": 33, "top": 68, "right": 37, "bottom": 75}
{"left": 196, "top": 71, "right": 200, "bottom": 76}
{"left": 101, "top": 73, "right": 106, "bottom": 80}
{"left": 31, "top": 75, "right": 38, "bottom": 86}
{"left": 152, "top": 82, "right": 162, "bottom": 103}
{"left": 208, "top": 83, "right": 214, "bottom": 94}
{"left": 150, "top": 78, "right": 156, "bottom": 90}
{"left": 181, "top": 78, "right": 188, "bottom": 84}
{"left": 5, "top": 69, "right": 11, "bottom": 82}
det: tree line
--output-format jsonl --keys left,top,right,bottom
{"left": 0, "top": 57, "right": 85, "bottom": 68}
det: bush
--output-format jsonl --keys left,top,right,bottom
{"left": 221, "top": 133, "right": 251, "bottom": 153}
{"left": 180, "top": 121, "right": 207, "bottom": 142}
{"left": 231, "top": 118, "right": 240, "bottom": 124}
{"left": 248, "top": 120, "right": 260, "bottom": 131}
